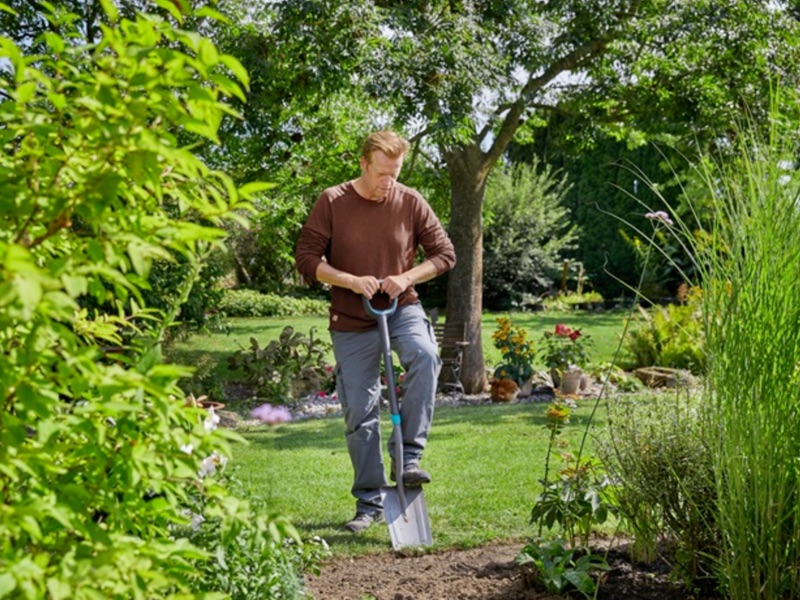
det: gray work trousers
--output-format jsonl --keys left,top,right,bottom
{"left": 331, "top": 303, "right": 441, "bottom": 514}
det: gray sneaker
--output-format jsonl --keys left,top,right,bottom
{"left": 343, "top": 510, "right": 384, "bottom": 533}
{"left": 390, "top": 462, "right": 432, "bottom": 487}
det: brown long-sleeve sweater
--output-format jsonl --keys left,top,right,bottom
{"left": 295, "top": 181, "right": 456, "bottom": 332}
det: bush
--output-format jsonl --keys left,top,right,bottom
{"left": 482, "top": 160, "right": 578, "bottom": 311}
{"left": 228, "top": 326, "right": 333, "bottom": 403}
{"left": 183, "top": 475, "right": 329, "bottom": 599}
{"left": 622, "top": 289, "right": 705, "bottom": 373}
{"left": 220, "top": 289, "right": 329, "bottom": 317}
{"left": 0, "top": 6, "right": 316, "bottom": 598}
{"left": 595, "top": 392, "right": 717, "bottom": 588}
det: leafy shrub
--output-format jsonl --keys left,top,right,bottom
{"left": 483, "top": 160, "right": 578, "bottom": 311}
{"left": 0, "top": 6, "right": 315, "bottom": 598}
{"left": 183, "top": 475, "right": 329, "bottom": 599}
{"left": 594, "top": 392, "right": 717, "bottom": 586}
{"left": 622, "top": 289, "right": 705, "bottom": 373}
{"left": 228, "top": 326, "right": 332, "bottom": 402}
{"left": 177, "top": 352, "right": 226, "bottom": 402}
{"left": 517, "top": 538, "right": 609, "bottom": 599}
{"left": 530, "top": 454, "right": 617, "bottom": 549}
{"left": 220, "top": 289, "right": 328, "bottom": 317}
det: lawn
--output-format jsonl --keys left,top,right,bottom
{"left": 168, "top": 309, "right": 630, "bottom": 398}
{"left": 230, "top": 399, "right": 608, "bottom": 556}
{"left": 171, "top": 309, "right": 629, "bottom": 556}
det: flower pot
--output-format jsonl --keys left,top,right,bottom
{"left": 559, "top": 371, "right": 583, "bottom": 395}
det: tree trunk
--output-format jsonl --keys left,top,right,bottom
{"left": 443, "top": 144, "right": 490, "bottom": 394}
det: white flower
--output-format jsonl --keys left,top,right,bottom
{"left": 180, "top": 443, "right": 194, "bottom": 455}
{"left": 181, "top": 509, "right": 206, "bottom": 531}
{"left": 204, "top": 407, "right": 220, "bottom": 433}
{"left": 311, "top": 535, "right": 330, "bottom": 552}
{"left": 198, "top": 451, "right": 227, "bottom": 477}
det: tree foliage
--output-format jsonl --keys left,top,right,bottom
{"left": 0, "top": 4, "right": 311, "bottom": 597}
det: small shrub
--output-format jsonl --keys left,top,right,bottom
{"left": 595, "top": 391, "right": 717, "bottom": 586}
{"left": 622, "top": 288, "right": 705, "bottom": 374}
{"left": 539, "top": 323, "right": 593, "bottom": 374}
{"left": 517, "top": 538, "right": 609, "bottom": 599}
{"left": 183, "top": 474, "right": 330, "bottom": 599}
{"left": 228, "top": 326, "right": 332, "bottom": 403}
{"left": 220, "top": 289, "right": 328, "bottom": 317}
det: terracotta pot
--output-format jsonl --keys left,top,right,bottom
{"left": 559, "top": 371, "right": 583, "bottom": 395}
{"left": 198, "top": 400, "right": 225, "bottom": 411}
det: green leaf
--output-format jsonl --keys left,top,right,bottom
{"left": 0, "top": 571, "right": 16, "bottom": 596}
{"left": 14, "top": 81, "right": 36, "bottom": 103}
{"left": 238, "top": 181, "right": 275, "bottom": 197}
{"left": 219, "top": 54, "right": 250, "bottom": 88}
{"left": 46, "top": 577, "right": 71, "bottom": 600}
{"left": 197, "top": 38, "right": 219, "bottom": 67}
{"left": 564, "top": 569, "right": 596, "bottom": 594}
{"left": 153, "top": 0, "right": 182, "bottom": 22}
{"left": 99, "top": 0, "right": 118, "bottom": 23}
{"left": 42, "top": 32, "right": 64, "bottom": 53}
{"left": 61, "top": 274, "right": 88, "bottom": 298}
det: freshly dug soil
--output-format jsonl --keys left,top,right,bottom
{"left": 305, "top": 540, "right": 712, "bottom": 600}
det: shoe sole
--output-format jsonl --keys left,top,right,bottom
{"left": 402, "top": 475, "right": 431, "bottom": 487}
{"left": 390, "top": 473, "right": 432, "bottom": 486}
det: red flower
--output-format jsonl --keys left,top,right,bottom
{"left": 569, "top": 330, "right": 581, "bottom": 341}
{"left": 554, "top": 323, "right": 571, "bottom": 336}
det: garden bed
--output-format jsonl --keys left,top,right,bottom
{"left": 305, "top": 536, "right": 712, "bottom": 599}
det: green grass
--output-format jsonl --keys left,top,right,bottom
{"left": 230, "top": 400, "right": 607, "bottom": 557}
{"left": 168, "top": 309, "right": 630, "bottom": 390}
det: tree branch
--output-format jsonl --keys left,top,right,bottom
{"left": 483, "top": 0, "right": 642, "bottom": 169}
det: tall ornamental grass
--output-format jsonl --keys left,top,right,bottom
{"left": 688, "top": 109, "right": 800, "bottom": 598}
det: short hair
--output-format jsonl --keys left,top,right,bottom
{"left": 360, "top": 131, "right": 410, "bottom": 162}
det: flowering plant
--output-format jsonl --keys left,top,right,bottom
{"left": 539, "top": 324, "right": 592, "bottom": 373}
{"left": 492, "top": 316, "right": 536, "bottom": 387}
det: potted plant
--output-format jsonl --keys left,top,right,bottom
{"left": 491, "top": 316, "right": 536, "bottom": 394}
{"left": 539, "top": 324, "right": 593, "bottom": 392}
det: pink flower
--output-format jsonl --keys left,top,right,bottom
{"left": 250, "top": 403, "right": 292, "bottom": 425}
{"left": 645, "top": 210, "right": 674, "bottom": 226}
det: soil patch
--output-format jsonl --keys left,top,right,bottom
{"left": 305, "top": 539, "right": 712, "bottom": 600}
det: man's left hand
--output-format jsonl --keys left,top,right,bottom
{"left": 381, "top": 274, "right": 412, "bottom": 300}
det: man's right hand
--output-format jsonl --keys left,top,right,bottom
{"left": 350, "top": 275, "right": 381, "bottom": 299}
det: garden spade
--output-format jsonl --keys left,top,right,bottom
{"left": 362, "top": 295, "right": 433, "bottom": 550}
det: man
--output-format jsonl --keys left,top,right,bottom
{"left": 295, "top": 131, "right": 456, "bottom": 533}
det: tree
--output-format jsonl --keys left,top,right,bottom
{"left": 227, "top": 0, "right": 800, "bottom": 392}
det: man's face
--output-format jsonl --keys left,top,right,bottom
{"left": 359, "top": 150, "right": 404, "bottom": 200}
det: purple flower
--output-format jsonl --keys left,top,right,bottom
{"left": 645, "top": 210, "right": 674, "bottom": 226}
{"left": 251, "top": 403, "right": 292, "bottom": 425}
